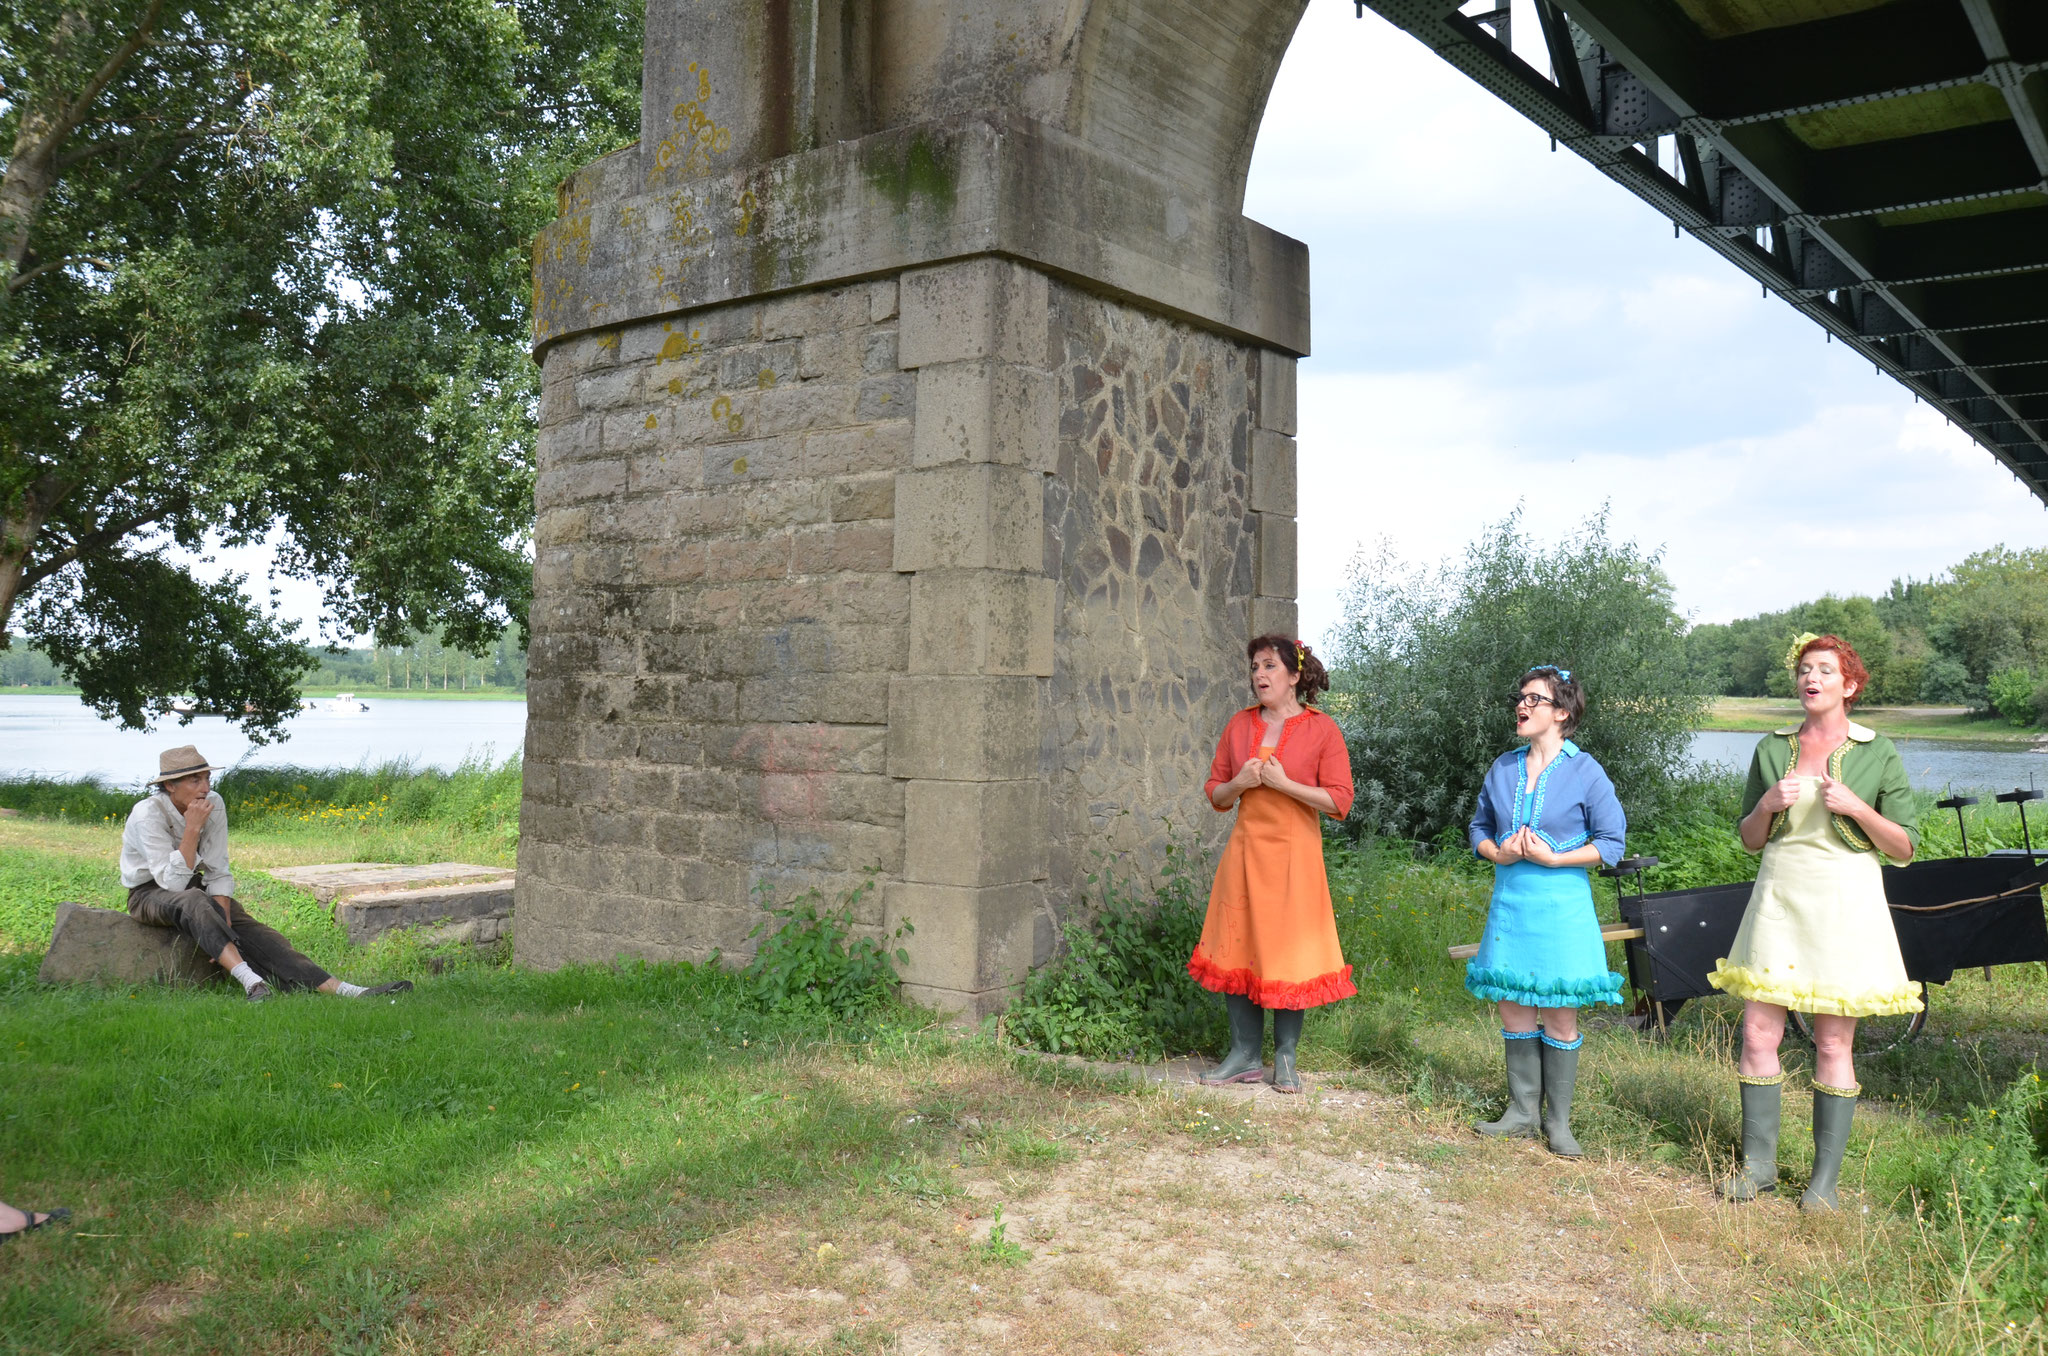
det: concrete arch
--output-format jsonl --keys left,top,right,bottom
{"left": 519, "top": 0, "right": 1313, "bottom": 1013}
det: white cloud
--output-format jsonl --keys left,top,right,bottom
{"left": 1249, "top": 4, "right": 2048, "bottom": 649}
{"left": 1295, "top": 370, "right": 2046, "bottom": 646}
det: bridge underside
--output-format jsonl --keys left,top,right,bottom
{"left": 1367, "top": 0, "right": 2048, "bottom": 500}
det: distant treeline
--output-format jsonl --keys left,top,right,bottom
{"left": 2, "top": 626, "right": 527, "bottom": 694}
{"left": 1686, "top": 546, "right": 2048, "bottom": 723}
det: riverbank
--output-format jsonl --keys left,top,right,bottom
{"left": 2, "top": 686, "right": 526, "bottom": 701}
{"left": 1704, "top": 695, "right": 2039, "bottom": 743}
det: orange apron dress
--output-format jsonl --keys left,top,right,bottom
{"left": 1188, "top": 709, "right": 1357, "bottom": 1010}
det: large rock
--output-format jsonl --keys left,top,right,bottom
{"left": 38, "top": 902, "right": 221, "bottom": 987}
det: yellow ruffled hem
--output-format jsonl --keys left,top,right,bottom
{"left": 1708, "top": 962, "right": 1924, "bottom": 1018}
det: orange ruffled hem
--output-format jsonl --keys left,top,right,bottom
{"left": 1187, "top": 947, "right": 1357, "bottom": 1010}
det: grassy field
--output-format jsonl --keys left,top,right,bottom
{"left": 4, "top": 768, "right": 2048, "bottom": 1352}
{"left": 1705, "top": 697, "right": 2038, "bottom": 743}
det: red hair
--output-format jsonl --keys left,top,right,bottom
{"left": 1793, "top": 634, "right": 1870, "bottom": 707}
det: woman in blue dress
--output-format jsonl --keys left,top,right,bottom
{"left": 1466, "top": 665, "right": 1628, "bottom": 1157}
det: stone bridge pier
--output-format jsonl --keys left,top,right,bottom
{"left": 516, "top": 0, "right": 1311, "bottom": 1015}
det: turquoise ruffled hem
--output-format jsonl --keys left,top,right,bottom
{"left": 1464, "top": 964, "right": 1625, "bottom": 1009}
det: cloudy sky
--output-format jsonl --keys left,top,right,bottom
{"left": 1245, "top": 2, "right": 2048, "bottom": 648}
{"left": 208, "top": 1, "right": 2046, "bottom": 650}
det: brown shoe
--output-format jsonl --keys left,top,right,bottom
{"left": 362, "top": 981, "right": 414, "bottom": 997}
{"left": 245, "top": 981, "right": 274, "bottom": 1003}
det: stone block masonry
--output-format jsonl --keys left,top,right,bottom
{"left": 520, "top": 278, "right": 915, "bottom": 973}
{"left": 519, "top": 251, "right": 1301, "bottom": 1015}
{"left": 517, "top": 0, "right": 1312, "bottom": 1015}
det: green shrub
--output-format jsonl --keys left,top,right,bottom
{"left": 1922, "top": 1071, "right": 2048, "bottom": 1327}
{"left": 0, "top": 775, "right": 136, "bottom": 822}
{"left": 744, "top": 878, "right": 911, "bottom": 1019}
{"left": 1327, "top": 837, "right": 1489, "bottom": 1016}
{"left": 1628, "top": 773, "right": 1757, "bottom": 891}
{"left": 224, "top": 758, "right": 522, "bottom": 843}
{"left": 1990, "top": 667, "right": 2037, "bottom": 727}
{"left": 0, "top": 758, "right": 524, "bottom": 844}
{"left": 1328, "top": 508, "right": 1706, "bottom": 844}
{"left": 1004, "top": 831, "right": 1223, "bottom": 1061}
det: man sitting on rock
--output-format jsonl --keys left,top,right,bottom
{"left": 121, "top": 746, "right": 413, "bottom": 1003}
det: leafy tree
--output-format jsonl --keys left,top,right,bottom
{"left": 1, "top": 0, "right": 640, "bottom": 737}
{"left": 1931, "top": 548, "right": 2048, "bottom": 705}
{"left": 1328, "top": 508, "right": 1707, "bottom": 843}
{"left": 1760, "top": 596, "right": 1897, "bottom": 701}
{"left": 1989, "top": 667, "right": 2036, "bottom": 728}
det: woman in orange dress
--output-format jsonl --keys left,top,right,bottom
{"left": 1189, "top": 634, "right": 1357, "bottom": 1092}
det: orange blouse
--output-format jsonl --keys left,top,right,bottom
{"left": 1204, "top": 707, "right": 1355, "bottom": 819}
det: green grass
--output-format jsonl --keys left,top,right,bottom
{"left": 0, "top": 951, "right": 957, "bottom": 1354}
{"left": 0, "top": 760, "right": 522, "bottom": 962}
{"left": 0, "top": 765, "right": 960, "bottom": 1352}
{"left": 10, "top": 763, "right": 2048, "bottom": 1352}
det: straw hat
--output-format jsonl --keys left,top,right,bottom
{"left": 149, "top": 745, "right": 224, "bottom": 787}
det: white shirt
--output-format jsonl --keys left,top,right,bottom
{"left": 119, "top": 791, "right": 237, "bottom": 897}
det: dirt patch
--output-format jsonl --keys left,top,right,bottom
{"left": 506, "top": 1058, "right": 1823, "bottom": 1355}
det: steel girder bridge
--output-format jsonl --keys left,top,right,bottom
{"left": 1360, "top": 0, "right": 2048, "bottom": 503}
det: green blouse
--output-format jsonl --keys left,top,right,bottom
{"left": 1739, "top": 723, "right": 1919, "bottom": 863}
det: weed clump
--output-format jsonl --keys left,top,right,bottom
{"left": 744, "top": 877, "right": 911, "bottom": 1019}
{"left": 1002, "top": 830, "right": 1221, "bottom": 1061}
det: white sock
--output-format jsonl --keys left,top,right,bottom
{"left": 229, "top": 962, "right": 263, "bottom": 992}
{"left": 334, "top": 981, "right": 367, "bottom": 998}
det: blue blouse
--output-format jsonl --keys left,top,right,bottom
{"left": 1467, "top": 740, "right": 1627, "bottom": 867}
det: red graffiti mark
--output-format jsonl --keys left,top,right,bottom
{"left": 728, "top": 722, "right": 842, "bottom": 823}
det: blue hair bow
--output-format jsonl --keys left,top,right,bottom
{"left": 1536, "top": 664, "right": 1572, "bottom": 682}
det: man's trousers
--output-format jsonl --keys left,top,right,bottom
{"left": 126, "top": 883, "right": 332, "bottom": 992}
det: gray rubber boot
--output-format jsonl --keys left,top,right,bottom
{"left": 1715, "top": 1078, "right": 1782, "bottom": 1202}
{"left": 1539, "top": 1037, "right": 1584, "bottom": 1158}
{"left": 1270, "top": 1008, "right": 1305, "bottom": 1093}
{"left": 1473, "top": 1035, "right": 1542, "bottom": 1139}
{"left": 1801, "top": 1086, "right": 1858, "bottom": 1212}
{"left": 1198, "top": 994, "right": 1266, "bottom": 1085}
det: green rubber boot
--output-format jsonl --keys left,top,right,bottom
{"left": 1473, "top": 1034, "right": 1543, "bottom": 1139}
{"left": 1270, "top": 1008, "right": 1305, "bottom": 1094}
{"left": 1801, "top": 1083, "right": 1858, "bottom": 1212}
{"left": 1198, "top": 994, "right": 1266, "bottom": 1085}
{"left": 1715, "top": 1077, "right": 1783, "bottom": 1202}
{"left": 1539, "top": 1035, "right": 1585, "bottom": 1158}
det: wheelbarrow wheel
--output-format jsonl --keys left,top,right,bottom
{"left": 1789, "top": 985, "right": 1928, "bottom": 1053}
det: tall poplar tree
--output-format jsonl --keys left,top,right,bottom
{"left": 0, "top": 0, "right": 639, "bottom": 736}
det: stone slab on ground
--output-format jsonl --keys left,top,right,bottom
{"left": 266, "top": 862, "right": 513, "bottom": 905}
{"left": 333, "top": 879, "right": 515, "bottom": 948}
{"left": 38, "top": 901, "right": 220, "bottom": 987}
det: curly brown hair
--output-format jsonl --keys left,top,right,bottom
{"left": 1247, "top": 634, "right": 1330, "bottom": 705}
{"left": 1518, "top": 665, "right": 1584, "bottom": 736}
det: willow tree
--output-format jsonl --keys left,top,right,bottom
{"left": 0, "top": 0, "right": 639, "bottom": 735}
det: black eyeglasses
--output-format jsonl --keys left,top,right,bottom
{"left": 1508, "top": 692, "right": 1559, "bottom": 709}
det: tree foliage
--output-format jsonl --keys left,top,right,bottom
{"left": 1685, "top": 546, "right": 2048, "bottom": 717}
{"left": 0, "top": 0, "right": 640, "bottom": 737}
{"left": 1328, "top": 509, "right": 1706, "bottom": 844}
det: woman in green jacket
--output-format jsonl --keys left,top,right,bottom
{"left": 1709, "top": 633, "right": 1920, "bottom": 1211}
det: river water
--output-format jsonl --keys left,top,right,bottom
{"left": 1687, "top": 730, "right": 2048, "bottom": 794}
{"left": 5, "top": 694, "right": 2048, "bottom": 794}
{"left": 0, "top": 694, "right": 529, "bottom": 782}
